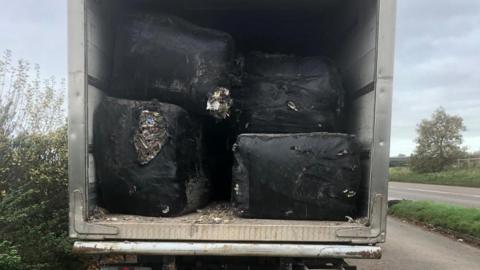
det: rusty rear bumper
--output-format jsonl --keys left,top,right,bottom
{"left": 73, "top": 241, "right": 381, "bottom": 259}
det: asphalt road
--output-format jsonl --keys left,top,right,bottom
{"left": 348, "top": 182, "right": 480, "bottom": 269}
{"left": 388, "top": 181, "right": 480, "bottom": 208}
{"left": 349, "top": 217, "right": 480, "bottom": 270}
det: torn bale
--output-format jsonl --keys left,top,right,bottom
{"left": 109, "top": 13, "right": 235, "bottom": 118}
{"left": 133, "top": 110, "right": 167, "bottom": 165}
{"left": 206, "top": 87, "right": 233, "bottom": 119}
{"left": 234, "top": 52, "right": 345, "bottom": 133}
{"left": 232, "top": 132, "right": 361, "bottom": 220}
{"left": 94, "top": 97, "right": 209, "bottom": 217}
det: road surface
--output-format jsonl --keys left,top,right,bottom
{"left": 349, "top": 217, "right": 480, "bottom": 270}
{"left": 388, "top": 181, "right": 480, "bottom": 208}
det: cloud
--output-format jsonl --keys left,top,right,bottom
{"left": 0, "top": 0, "right": 67, "bottom": 79}
{"left": 391, "top": 0, "right": 480, "bottom": 155}
{"left": 0, "top": 0, "right": 477, "bottom": 155}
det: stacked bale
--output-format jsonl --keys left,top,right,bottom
{"left": 109, "top": 13, "right": 235, "bottom": 119}
{"left": 232, "top": 133, "right": 361, "bottom": 220}
{"left": 94, "top": 97, "right": 209, "bottom": 217}
{"left": 233, "top": 52, "right": 345, "bottom": 133}
{"left": 95, "top": 13, "right": 235, "bottom": 217}
{"left": 95, "top": 12, "right": 362, "bottom": 220}
{"left": 231, "top": 53, "right": 361, "bottom": 220}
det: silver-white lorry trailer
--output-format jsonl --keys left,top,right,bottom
{"left": 68, "top": 0, "right": 396, "bottom": 269}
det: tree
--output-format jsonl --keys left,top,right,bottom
{"left": 0, "top": 135, "right": 12, "bottom": 202}
{"left": 0, "top": 49, "right": 66, "bottom": 198}
{"left": 0, "top": 127, "right": 88, "bottom": 269}
{"left": 410, "top": 107, "right": 466, "bottom": 173}
{"left": 0, "top": 50, "right": 65, "bottom": 137}
{"left": 0, "top": 241, "right": 22, "bottom": 270}
{"left": 0, "top": 51, "right": 87, "bottom": 269}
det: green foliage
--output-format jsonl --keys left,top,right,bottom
{"left": 0, "top": 241, "right": 22, "bottom": 270}
{"left": 410, "top": 107, "right": 467, "bottom": 173}
{"left": 0, "top": 50, "right": 84, "bottom": 269}
{"left": 389, "top": 167, "right": 480, "bottom": 188}
{"left": 0, "top": 127, "right": 87, "bottom": 269}
{"left": 389, "top": 200, "right": 480, "bottom": 238}
{"left": 0, "top": 134, "right": 11, "bottom": 198}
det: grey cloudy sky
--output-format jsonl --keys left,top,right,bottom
{"left": 0, "top": 0, "right": 66, "bottom": 79}
{"left": 393, "top": 0, "right": 480, "bottom": 155}
{"left": 0, "top": 0, "right": 479, "bottom": 156}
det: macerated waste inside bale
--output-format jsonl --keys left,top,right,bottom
{"left": 109, "top": 12, "right": 235, "bottom": 118}
{"left": 94, "top": 97, "right": 209, "bottom": 217}
{"left": 232, "top": 133, "right": 361, "bottom": 220}
{"left": 233, "top": 52, "right": 345, "bottom": 134}
{"left": 206, "top": 87, "right": 233, "bottom": 119}
{"left": 133, "top": 110, "right": 167, "bottom": 165}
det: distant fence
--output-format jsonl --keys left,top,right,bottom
{"left": 457, "top": 158, "right": 480, "bottom": 168}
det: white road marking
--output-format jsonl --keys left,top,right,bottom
{"left": 389, "top": 187, "right": 480, "bottom": 199}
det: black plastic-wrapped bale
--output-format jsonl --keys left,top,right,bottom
{"left": 232, "top": 133, "right": 361, "bottom": 220}
{"left": 110, "top": 13, "right": 235, "bottom": 119}
{"left": 94, "top": 97, "right": 209, "bottom": 217}
{"left": 234, "top": 53, "right": 345, "bottom": 133}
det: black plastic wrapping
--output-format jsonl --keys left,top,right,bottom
{"left": 94, "top": 97, "right": 209, "bottom": 217}
{"left": 109, "top": 13, "right": 235, "bottom": 118}
{"left": 234, "top": 53, "right": 345, "bottom": 133}
{"left": 232, "top": 133, "right": 361, "bottom": 220}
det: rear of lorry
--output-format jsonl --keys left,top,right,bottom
{"left": 68, "top": 0, "right": 396, "bottom": 268}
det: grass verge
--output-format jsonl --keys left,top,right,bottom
{"left": 389, "top": 167, "right": 480, "bottom": 188}
{"left": 389, "top": 200, "right": 480, "bottom": 239}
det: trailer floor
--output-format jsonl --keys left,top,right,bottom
{"left": 89, "top": 202, "right": 366, "bottom": 226}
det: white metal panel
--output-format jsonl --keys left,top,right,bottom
{"left": 348, "top": 91, "right": 375, "bottom": 149}
{"left": 342, "top": 49, "right": 376, "bottom": 94}
{"left": 369, "top": 0, "right": 397, "bottom": 241}
{"left": 86, "top": 0, "right": 113, "bottom": 83}
{"left": 86, "top": 85, "right": 104, "bottom": 215}
{"left": 68, "top": 0, "right": 87, "bottom": 238}
{"left": 82, "top": 219, "right": 365, "bottom": 242}
{"left": 87, "top": 85, "right": 104, "bottom": 144}
{"left": 336, "top": 0, "right": 378, "bottom": 93}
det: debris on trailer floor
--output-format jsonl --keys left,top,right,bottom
{"left": 194, "top": 203, "right": 235, "bottom": 224}
{"left": 88, "top": 203, "right": 368, "bottom": 226}
{"left": 89, "top": 203, "right": 235, "bottom": 224}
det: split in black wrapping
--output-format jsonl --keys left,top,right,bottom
{"left": 233, "top": 132, "right": 361, "bottom": 220}
{"left": 94, "top": 96, "right": 209, "bottom": 217}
